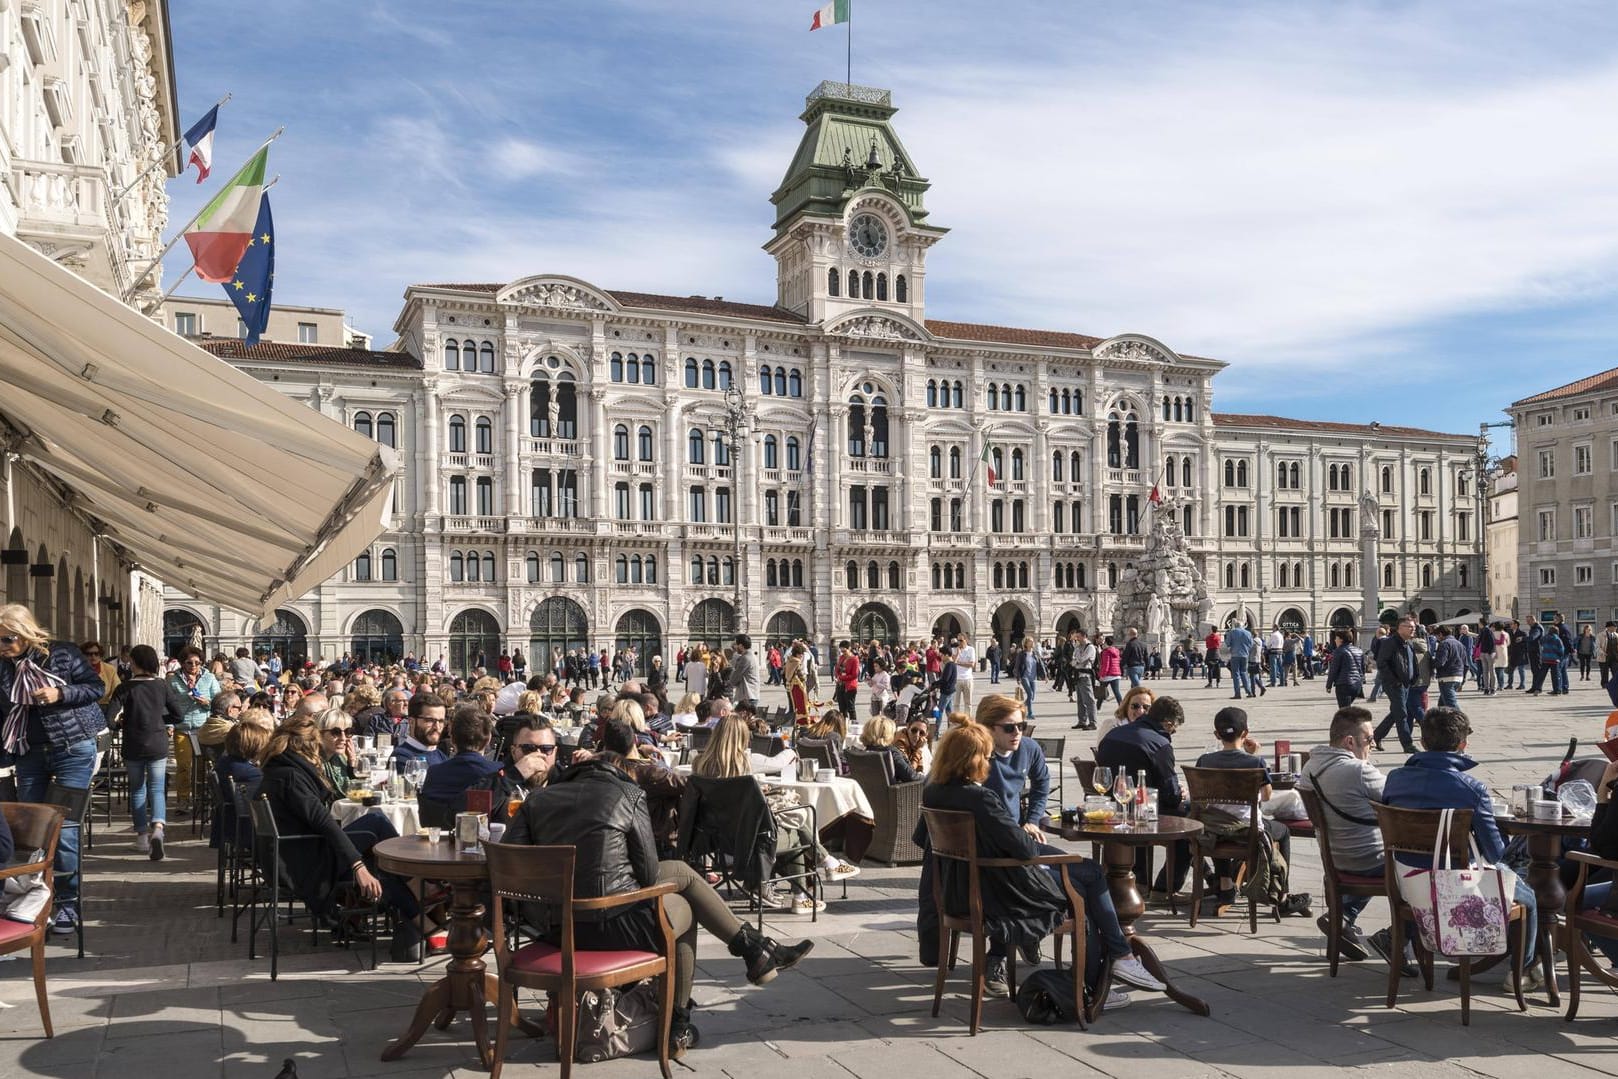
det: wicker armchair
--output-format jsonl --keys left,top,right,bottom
{"left": 845, "top": 748, "right": 924, "bottom": 865}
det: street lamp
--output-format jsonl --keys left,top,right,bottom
{"left": 1460, "top": 420, "right": 1515, "bottom": 627}
{"left": 723, "top": 383, "right": 747, "bottom": 635}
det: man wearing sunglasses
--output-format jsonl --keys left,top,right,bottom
{"left": 467, "top": 715, "right": 559, "bottom": 821}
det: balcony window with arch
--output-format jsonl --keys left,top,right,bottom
{"left": 1182, "top": 456, "right": 1192, "bottom": 487}
{"left": 685, "top": 358, "right": 698, "bottom": 387}
{"left": 713, "top": 432, "right": 730, "bottom": 467}
{"left": 1011, "top": 448, "right": 1025, "bottom": 481}
{"left": 698, "top": 359, "right": 714, "bottom": 389}
{"left": 478, "top": 342, "right": 495, "bottom": 373}
{"left": 443, "top": 340, "right": 460, "bottom": 370}
{"left": 764, "top": 435, "right": 779, "bottom": 470}
{"left": 930, "top": 446, "right": 942, "bottom": 479}
{"left": 785, "top": 437, "right": 801, "bottom": 471}
{"left": 448, "top": 415, "right": 467, "bottom": 453}
{"left": 626, "top": 353, "right": 642, "bottom": 384}
{"left": 381, "top": 548, "right": 397, "bottom": 581}
{"left": 475, "top": 417, "right": 492, "bottom": 455}
{"left": 1014, "top": 386, "right": 1026, "bottom": 412}
{"left": 613, "top": 425, "right": 629, "bottom": 461}
{"left": 1052, "top": 452, "right": 1063, "bottom": 482}
{"left": 986, "top": 383, "right": 999, "bottom": 411}
{"left": 354, "top": 551, "right": 372, "bottom": 581}
{"left": 611, "top": 352, "right": 624, "bottom": 381}
{"left": 1106, "top": 409, "right": 1139, "bottom": 469}
{"left": 688, "top": 429, "right": 705, "bottom": 464}
{"left": 773, "top": 367, "right": 787, "bottom": 397}
{"left": 637, "top": 426, "right": 654, "bottom": 461}
{"left": 353, "top": 412, "right": 372, "bottom": 439}
{"left": 376, "top": 412, "right": 396, "bottom": 448}
{"left": 948, "top": 446, "right": 962, "bottom": 480}
{"left": 643, "top": 354, "right": 657, "bottom": 384}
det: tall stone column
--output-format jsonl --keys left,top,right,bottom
{"left": 503, "top": 379, "right": 523, "bottom": 516}
{"left": 971, "top": 421, "right": 989, "bottom": 533}
{"left": 1360, "top": 494, "right": 1381, "bottom": 646}
{"left": 1032, "top": 421, "right": 1051, "bottom": 533}
{"left": 589, "top": 388, "right": 608, "bottom": 519}
{"left": 423, "top": 382, "right": 441, "bottom": 516}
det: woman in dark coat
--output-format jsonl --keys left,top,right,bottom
{"left": 106, "top": 644, "right": 187, "bottom": 860}
{"left": 257, "top": 715, "right": 421, "bottom": 960}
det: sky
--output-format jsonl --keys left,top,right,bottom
{"left": 164, "top": 1, "right": 1618, "bottom": 450}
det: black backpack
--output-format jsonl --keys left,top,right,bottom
{"left": 1015, "top": 967, "right": 1083, "bottom": 1025}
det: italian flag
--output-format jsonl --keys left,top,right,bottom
{"left": 981, "top": 439, "right": 996, "bottom": 486}
{"left": 183, "top": 146, "right": 268, "bottom": 283}
{"left": 810, "top": 0, "right": 849, "bottom": 29}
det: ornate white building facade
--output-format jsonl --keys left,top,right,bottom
{"left": 167, "top": 83, "right": 1482, "bottom": 671}
{"left": 0, "top": 0, "right": 180, "bottom": 645}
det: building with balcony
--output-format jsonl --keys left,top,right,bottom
{"left": 165, "top": 82, "right": 1482, "bottom": 671}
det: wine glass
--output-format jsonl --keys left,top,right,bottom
{"left": 1112, "top": 772, "right": 1136, "bottom": 821}
{"left": 1092, "top": 766, "right": 1113, "bottom": 797}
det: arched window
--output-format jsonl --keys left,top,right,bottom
{"left": 930, "top": 446, "right": 942, "bottom": 478}
{"left": 718, "top": 361, "right": 732, "bottom": 389}
{"left": 722, "top": 557, "right": 735, "bottom": 586}
{"left": 828, "top": 267, "right": 840, "bottom": 297}
{"left": 685, "top": 358, "right": 698, "bottom": 387}
{"left": 643, "top": 354, "right": 656, "bottom": 385}
{"left": 1290, "top": 462, "right": 1300, "bottom": 488}
{"left": 482, "top": 551, "right": 496, "bottom": 581}
{"left": 448, "top": 415, "right": 466, "bottom": 453}
{"left": 707, "top": 557, "right": 720, "bottom": 585}
{"left": 766, "top": 560, "right": 778, "bottom": 588}
{"left": 477, "top": 342, "right": 494, "bottom": 372}
{"left": 1419, "top": 468, "right": 1431, "bottom": 496}
{"left": 613, "top": 425, "right": 629, "bottom": 460}
{"left": 611, "top": 352, "right": 624, "bottom": 381}
{"left": 691, "top": 556, "right": 704, "bottom": 585}
{"left": 449, "top": 552, "right": 464, "bottom": 582}
{"left": 1240, "top": 562, "right": 1251, "bottom": 588}
{"left": 866, "top": 560, "right": 880, "bottom": 589}
{"left": 1224, "top": 460, "right": 1235, "bottom": 486}
{"left": 375, "top": 412, "right": 395, "bottom": 447}
{"left": 986, "top": 383, "right": 999, "bottom": 410}
{"left": 895, "top": 274, "right": 907, "bottom": 302}
{"left": 1052, "top": 452, "right": 1064, "bottom": 482}
{"left": 380, "top": 548, "right": 397, "bottom": 581}
{"left": 846, "top": 560, "right": 858, "bottom": 590}
{"left": 637, "top": 426, "right": 653, "bottom": 461}
{"left": 932, "top": 564, "right": 941, "bottom": 589}
{"left": 444, "top": 340, "right": 460, "bottom": 370}
{"left": 1011, "top": 448, "right": 1024, "bottom": 480}
{"left": 1174, "top": 398, "right": 1184, "bottom": 422}
{"left": 788, "top": 369, "right": 802, "bottom": 397}
{"left": 1049, "top": 388, "right": 1059, "bottom": 414}
{"left": 1164, "top": 397, "right": 1173, "bottom": 422}
{"left": 1224, "top": 562, "right": 1234, "bottom": 588}
{"left": 888, "top": 561, "right": 900, "bottom": 589}
{"left": 465, "top": 551, "right": 480, "bottom": 582}
{"left": 574, "top": 553, "right": 589, "bottom": 583}
{"left": 701, "top": 359, "right": 715, "bottom": 389}
{"left": 616, "top": 555, "right": 630, "bottom": 583}
{"left": 927, "top": 380, "right": 938, "bottom": 408}
{"left": 775, "top": 368, "right": 787, "bottom": 396}
{"left": 549, "top": 552, "right": 565, "bottom": 583}
{"left": 354, "top": 551, "right": 372, "bottom": 581}
{"left": 785, "top": 437, "right": 801, "bottom": 471}
{"left": 759, "top": 365, "right": 773, "bottom": 395}
{"left": 951, "top": 381, "right": 963, "bottom": 408}
{"left": 646, "top": 557, "right": 658, "bottom": 584}
{"left": 1237, "top": 461, "right": 1249, "bottom": 486}
{"left": 688, "top": 429, "right": 705, "bottom": 464}
{"left": 1182, "top": 456, "right": 1193, "bottom": 487}
{"left": 862, "top": 271, "right": 873, "bottom": 299}
{"left": 1381, "top": 466, "right": 1393, "bottom": 493}
{"left": 475, "top": 417, "right": 492, "bottom": 454}
{"left": 994, "top": 563, "right": 1004, "bottom": 589}
{"left": 1014, "top": 386, "right": 1026, "bottom": 412}
{"left": 1422, "top": 563, "right": 1433, "bottom": 587}
{"left": 1185, "top": 398, "right": 1194, "bottom": 421}
{"left": 791, "top": 560, "right": 802, "bottom": 587}
{"left": 764, "top": 435, "right": 779, "bottom": 470}
{"left": 1000, "top": 385, "right": 1012, "bottom": 411}
{"left": 626, "top": 353, "right": 641, "bottom": 383}
{"left": 353, "top": 412, "right": 373, "bottom": 439}
{"left": 1018, "top": 562, "right": 1029, "bottom": 589}
{"left": 526, "top": 552, "right": 540, "bottom": 582}
{"left": 949, "top": 446, "right": 962, "bottom": 479}
{"left": 876, "top": 273, "right": 888, "bottom": 301}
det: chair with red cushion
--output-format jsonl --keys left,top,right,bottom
{"left": 0, "top": 802, "right": 66, "bottom": 1037}
{"left": 483, "top": 842, "right": 678, "bottom": 1079}
{"left": 1563, "top": 849, "right": 1618, "bottom": 1020}
{"left": 1298, "top": 787, "right": 1387, "bottom": 975}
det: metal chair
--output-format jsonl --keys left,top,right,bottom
{"left": 0, "top": 803, "right": 66, "bottom": 1037}
{"left": 921, "top": 807, "right": 1090, "bottom": 1034}
{"left": 484, "top": 843, "right": 677, "bottom": 1079}
{"left": 1032, "top": 736, "right": 1066, "bottom": 808}
{"left": 676, "top": 774, "right": 820, "bottom": 929}
{"left": 42, "top": 783, "right": 90, "bottom": 960}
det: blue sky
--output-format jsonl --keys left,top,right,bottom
{"left": 165, "top": 1, "right": 1618, "bottom": 449}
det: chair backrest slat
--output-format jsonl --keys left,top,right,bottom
{"left": 1183, "top": 765, "right": 1267, "bottom": 809}
{"left": 1373, "top": 803, "right": 1475, "bottom": 863}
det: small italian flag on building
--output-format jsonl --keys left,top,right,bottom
{"left": 981, "top": 439, "right": 996, "bottom": 486}
{"left": 183, "top": 146, "right": 269, "bottom": 283}
{"left": 810, "top": 0, "right": 849, "bottom": 30}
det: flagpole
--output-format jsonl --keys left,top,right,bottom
{"left": 140, "top": 175, "right": 278, "bottom": 315}
{"left": 121, "top": 127, "right": 284, "bottom": 302}
{"left": 112, "top": 92, "right": 232, "bottom": 206}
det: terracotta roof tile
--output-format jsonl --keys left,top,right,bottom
{"left": 1212, "top": 412, "right": 1470, "bottom": 440}
{"left": 924, "top": 319, "right": 1104, "bottom": 350}
{"left": 416, "top": 283, "right": 502, "bottom": 292}
{"left": 1512, "top": 365, "right": 1618, "bottom": 406}
{"left": 195, "top": 337, "right": 420, "bottom": 370}
{"left": 607, "top": 291, "right": 805, "bottom": 324}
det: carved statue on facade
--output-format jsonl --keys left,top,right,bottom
{"left": 1359, "top": 490, "right": 1380, "bottom": 536}
{"left": 546, "top": 388, "right": 560, "bottom": 437}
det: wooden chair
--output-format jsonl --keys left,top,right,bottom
{"left": 0, "top": 802, "right": 66, "bottom": 1037}
{"left": 844, "top": 749, "right": 924, "bottom": 865}
{"left": 921, "top": 808, "right": 1090, "bottom": 1035}
{"left": 1372, "top": 803, "right": 1528, "bottom": 1025}
{"left": 1298, "top": 787, "right": 1387, "bottom": 976}
{"left": 483, "top": 843, "right": 677, "bottom": 1079}
{"left": 1565, "top": 849, "right": 1618, "bottom": 1020}
{"left": 1183, "top": 766, "right": 1277, "bottom": 933}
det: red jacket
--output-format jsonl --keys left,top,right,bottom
{"left": 837, "top": 653, "right": 861, "bottom": 690}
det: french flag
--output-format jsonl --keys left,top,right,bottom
{"left": 183, "top": 106, "right": 219, "bottom": 183}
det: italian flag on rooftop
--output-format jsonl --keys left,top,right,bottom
{"left": 810, "top": 0, "right": 849, "bottom": 29}
{"left": 183, "top": 146, "right": 268, "bottom": 283}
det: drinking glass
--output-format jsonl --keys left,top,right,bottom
{"left": 506, "top": 796, "right": 524, "bottom": 819}
{"left": 1093, "top": 766, "right": 1113, "bottom": 797}
{"left": 1112, "top": 773, "right": 1136, "bottom": 822}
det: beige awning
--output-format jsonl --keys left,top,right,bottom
{"left": 0, "top": 231, "right": 397, "bottom": 621}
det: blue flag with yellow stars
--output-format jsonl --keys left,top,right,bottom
{"left": 223, "top": 196, "right": 274, "bottom": 345}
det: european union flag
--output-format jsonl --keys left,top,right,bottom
{"left": 223, "top": 195, "right": 274, "bottom": 346}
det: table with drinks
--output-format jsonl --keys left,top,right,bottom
{"left": 1495, "top": 792, "right": 1594, "bottom": 1007}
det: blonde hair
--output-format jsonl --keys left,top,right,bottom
{"left": 974, "top": 694, "right": 1025, "bottom": 729}
{"left": 808, "top": 708, "right": 848, "bottom": 743}
{"left": 675, "top": 691, "right": 701, "bottom": 714}
{"left": 238, "top": 706, "right": 276, "bottom": 731}
{"left": 860, "top": 716, "right": 897, "bottom": 749}
{"left": 692, "top": 714, "right": 750, "bottom": 779}
{"left": 517, "top": 690, "right": 544, "bottom": 715}
{"left": 612, "top": 699, "right": 648, "bottom": 732}
{"left": 1115, "top": 685, "right": 1155, "bottom": 723}
{"left": 315, "top": 707, "right": 353, "bottom": 732}
{"left": 344, "top": 683, "right": 380, "bottom": 713}
{"left": 0, "top": 604, "right": 51, "bottom": 657}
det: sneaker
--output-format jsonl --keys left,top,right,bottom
{"left": 1102, "top": 987, "right": 1131, "bottom": 1011}
{"left": 822, "top": 860, "right": 861, "bottom": 881}
{"left": 134, "top": 831, "right": 151, "bottom": 855}
{"left": 1317, "top": 915, "right": 1369, "bottom": 961}
{"left": 1367, "top": 928, "right": 1418, "bottom": 978}
{"left": 757, "top": 888, "right": 792, "bottom": 912}
{"left": 149, "top": 823, "right": 165, "bottom": 862}
{"left": 1518, "top": 964, "right": 1545, "bottom": 994}
{"left": 1018, "top": 938, "right": 1042, "bottom": 966}
{"left": 1279, "top": 893, "right": 1313, "bottom": 918}
{"left": 791, "top": 892, "right": 828, "bottom": 914}
{"left": 49, "top": 905, "right": 78, "bottom": 937}
{"left": 1112, "top": 955, "right": 1166, "bottom": 992}
{"left": 982, "top": 957, "right": 1009, "bottom": 997}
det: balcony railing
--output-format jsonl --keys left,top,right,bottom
{"left": 612, "top": 521, "right": 666, "bottom": 536}
{"left": 507, "top": 516, "right": 593, "bottom": 534}
{"left": 1106, "top": 469, "right": 1145, "bottom": 485}
{"left": 684, "top": 523, "right": 736, "bottom": 541}
{"left": 763, "top": 527, "right": 814, "bottom": 544}
{"left": 847, "top": 458, "right": 894, "bottom": 475}
{"left": 523, "top": 438, "right": 582, "bottom": 456}
{"left": 442, "top": 516, "right": 505, "bottom": 534}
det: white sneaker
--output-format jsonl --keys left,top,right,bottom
{"left": 134, "top": 831, "right": 151, "bottom": 854}
{"left": 792, "top": 894, "right": 828, "bottom": 914}
{"left": 1112, "top": 955, "right": 1167, "bottom": 992}
{"left": 822, "top": 860, "right": 861, "bottom": 881}
{"left": 1103, "top": 988, "right": 1131, "bottom": 1010}
{"left": 757, "top": 888, "right": 792, "bottom": 912}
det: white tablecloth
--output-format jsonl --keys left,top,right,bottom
{"left": 674, "top": 766, "right": 874, "bottom": 826}
{"left": 332, "top": 798, "right": 421, "bottom": 836}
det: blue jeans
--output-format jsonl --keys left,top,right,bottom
{"left": 989, "top": 665, "right": 1000, "bottom": 684}
{"left": 1270, "top": 654, "right": 1286, "bottom": 687}
{"left": 1125, "top": 665, "right": 1144, "bottom": 688}
{"left": 13, "top": 736, "right": 96, "bottom": 904}
{"left": 127, "top": 756, "right": 167, "bottom": 834}
{"left": 1019, "top": 678, "right": 1037, "bottom": 719}
{"left": 988, "top": 843, "right": 1132, "bottom": 962}
{"left": 1437, "top": 680, "right": 1460, "bottom": 710}
{"left": 1580, "top": 882, "right": 1618, "bottom": 964}
{"left": 1557, "top": 658, "right": 1571, "bottom": 693}
{"left": 1230, "top": 660, "right": 1252, "bottom": 697}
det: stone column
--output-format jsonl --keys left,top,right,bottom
{"left": 589, "top": 388, "right": 608, "bottom": 519}
{"left": 1360, "top": 501, "right": 1381, "bottom": 646}
{"left": 503, "top": 379, "right": 523, "bottom": 516}
{"left": 1033, "top": 421, "right": 1051, "bottom": 533}
{"left": 972, "top": 421, "right": 989, "bottom": 533}
{"left": 423, "top": 381, "right": 441, "bottom": 516}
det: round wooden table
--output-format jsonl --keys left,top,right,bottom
{"left": 374, "top": 836, "right": 537, "bottom": 1066}
{"left": 1054, "top": 814, "right": 1210, "bottom": 1017}
{"left": 1495, "top": 812, "right": 1592, "bottom": 1006}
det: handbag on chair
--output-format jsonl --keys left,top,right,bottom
{"left": 1393, "top": 807, "right": 1515, "bottom": 958}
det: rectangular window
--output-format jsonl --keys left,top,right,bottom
{"left": 173, "top": 312, "right": 197, "bottom": 335}
{"left": 639, "top": 484, "right": 655, "bottom": 520}
{"left": 930, "top": 498, "right": 942, "bottom": 532}
{"left": 557, "top": 473, "right": 579, "bottom": 517}
{"left": 298, "top": 322, "right": 318, "bottom": 343}
{"left": 688, "top": 486, "right": 706, "bottom": 522}
{"left": 1116, "top": 496, "right": 1128, "bottom": 536}
{"left": 1420, "top": 510, "right": 1433, "bottom": 541}
{"left": 1575, "top": 505, "right": 1593, "bottom": 539}
{"left": 765, "top": 490, "right": 779, "bottom": 527}
{"left": 448, "top": 476, "right": 467, "bottom": 515}
{"left": 1538, "top": 509, "right": 1555, "bottom": 542}
{"left": 1538, "top": 449, "right": 1555, "bottom": 479}
{"left": 1382, "top": 509, "right": 1395, "bottom": 538}
{"left": 1541, "top": 567, "right": 1557, "bottom": 587}
{"left": 1611, "top": 562, "right": 1618, "bottom": 585}
{"left": 786, "top": 490, "right": 802, "bottom": 526}
{"left": 849, "top": 486, "right": 867, "bottom": 529}
{"left": 1456, "top": 513, "right": 1470, "bottom": 542}
{"left": 475, "top": 477, "right": 493, "bottom": 516}
{"left": 1238, "top": 506, "right": 1249, "bottom": 537}
{"left": 1053, "top": 502, "right": 1065, "bottom": 532}
{"left": 872, "top": 487, "right": 890, "bottom": 530}
{"left": 1576, "top": 564, "right": 1594, "bottom": 585}
{"left": 1574, "top": 406, "right": 1591, "bottom": 421}
{"left": 716, "top": 486, "right": 732, "bottom": 524}
{"left": 1012, "top": 499, "right": 1025, "bottom": 533}
{"left": 950, "top": 499, "right": 963, "bottom": 532}
{"left": 1576, "top": 444, "right": 1593, "bottom": 475}
{"left": 1537, "top": 414, "right": 1554, "bottom": 427}
{"left": 991, "top": 499, "right": 1005, "bottom": 533}
{"left": 614, "top": 483, "right": 630, "bottom": 519}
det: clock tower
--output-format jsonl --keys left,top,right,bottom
{"left": 765, "top": 82, "right": 946, "bottom": 325}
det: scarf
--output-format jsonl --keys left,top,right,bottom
{"left": 5, "top": 653, "right": 65, "bottom": 756}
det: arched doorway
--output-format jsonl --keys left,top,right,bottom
{"left": 253, "top": 608, "right": 310, "bottom": 669}
{"left": 350, "top": 609, "right": 405, "bottom": 665}
{"left": 1223, "top": 607, "right": 1256, "bottom": 631}
{"left": 1418, "top": 608, "right": 1438, "bottom": 626}
{"left": 765, "top": 610, "right": 809, "bottom": 647}
{"left": 990, "top": 602, "right": 1029, "bottom": 653}
{"left": 1054, "top": 610, "right": 1087, "bottom": 639}
{"left": 688, "top": 598, "right": 736, "bottom": 651}
{"left": 531, "top": 597, "right": 589, "bottom": 671}
{"left": 449, "top": 608, "right": 502, "bottom": 675}
{"left": 1329, "top": 607, "right": 1358, "bottom": 630}
{"left": 931, "top": 614, "right": 964, "bottom": 643}
{"left": 1275, "top": 607, "right": 1308, "bottom": 634}
{"left": 163, "top": 608, "right": 210, "bottom": 659}
{"left": 851, "top": 602, "right": 899, "bottom": 644}
{"left": 614, "top": 609, "right": 663, "bottom": 676}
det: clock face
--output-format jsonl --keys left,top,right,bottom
{"left": 848, "top": 213, "right": 888, "bottom": 259}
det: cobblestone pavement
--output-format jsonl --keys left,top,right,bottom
{"left": 3, "top": 674, "right": 1617, "bottom": 1077}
